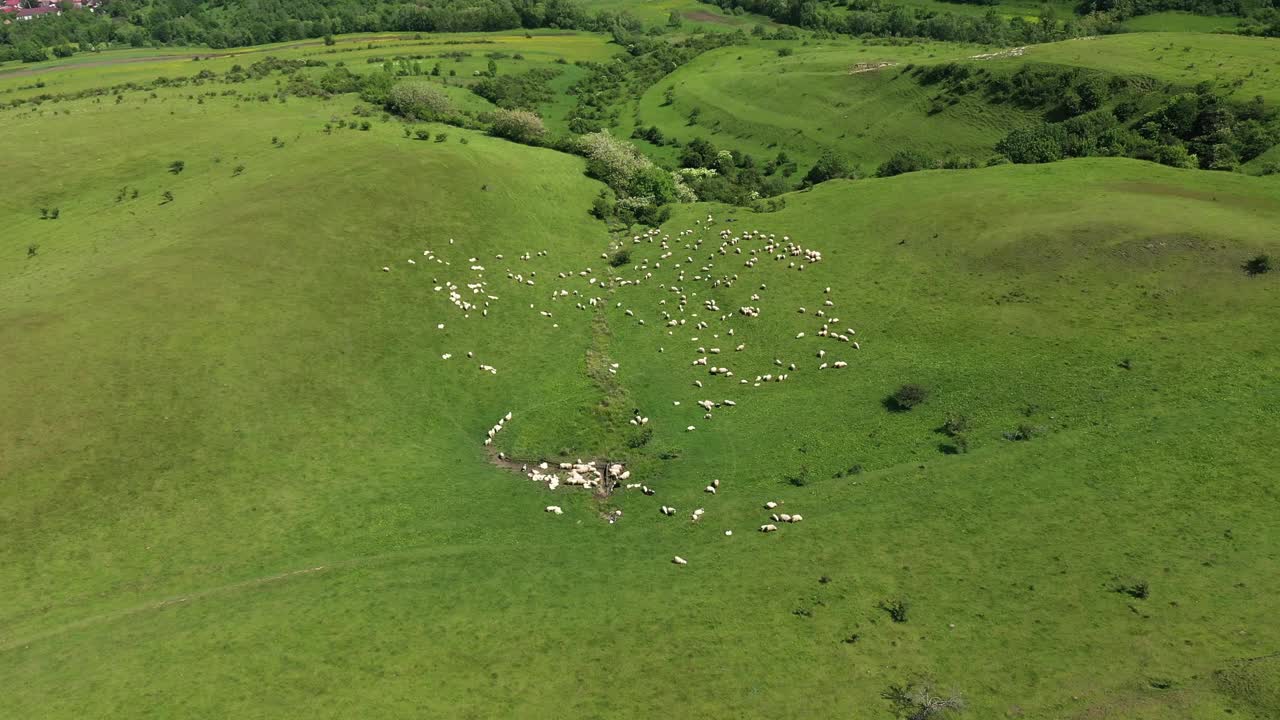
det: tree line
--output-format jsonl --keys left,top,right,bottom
{"left": 1, "top": 0, "right": 623, "bottom": 62}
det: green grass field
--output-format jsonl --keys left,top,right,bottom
{"left": 1121, "top": 11, "right": 1244, "bottom": 33}
{"left": 1022, "top": 32, "right": 1280, "bottom": 101}
{"left": 4, "top": 24, "right": 1280, "bottom": 720}
{"left": 632, "top": 39, "right": 1032, "bottom": 173}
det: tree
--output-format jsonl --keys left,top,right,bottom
{"left": 489, "top": 108, "right": 546, "bottom": 144}
{"left": 19, "top": 43, "right": 49, "bottom": 64}
{"left": 667, "top": 10, "right": 683, "bottom": 27}
{"left": 487, "top": 59, "right": 498, "bottom": 77}
{"left": 323, "top": 33, "right": 336, "bottom": 46}
{"left": 388, "top": 81, "right": 452, "bottom": 121}
{"left": 995, "top": 126, "right": 1064, "bottom": 164}
{"left": 803, "top": 151, "right": 853, "bottom": 185}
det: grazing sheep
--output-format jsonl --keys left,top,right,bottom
{"left": 779, "top": 513, "right": 792, "bottom": 522}
{"left": 790, "top": 514, "right": 803, "bottom": 523}
{"left": 545, "top": 506, "right": 563, "bottom": 515}
{"left": 759, "top": 524, "right": 778, "bottom": 533}
{"left": 705, "top": 486, "right": 717, "bottom": 494}
{"left": 765, "top": 501, "right": 778, "bottom": 509}
{"left": 673, "top": 556, "right": 688, "bottom": 566}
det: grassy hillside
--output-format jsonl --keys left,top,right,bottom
{"left": 632, "top": 39, "right": 1031, "bottom": 173}
{"left": 1022, "top": 32, "right": 1280, "bottom": 102}
{"left": 4, "top": 26, "right": 1280, "bottom": 720}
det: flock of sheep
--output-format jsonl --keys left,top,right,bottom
{"left": 382, "top": 214, "right": 864, "bottom": 566}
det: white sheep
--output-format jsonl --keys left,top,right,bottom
{"left": 673, "top": 556, "right": 688, "bottom": 566}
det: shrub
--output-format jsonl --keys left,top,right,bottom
{"left": 161, "top": 190, "right": 174, "bottom": 204}
{"left": 940, "top": 414, "right": 971, "bottom": 437}
{"left": 804, "top": 151, "right": 854, "bottom": 185}
{"left": 388, "top": 81, "right": 452, "bottom": 121}
{"left": 489, "top": 108, "right": 546, "bottom": 145}
{"left": 1244, "top": 254, "right": 1271, "bottom": 276}
{"left": 435, "top": 132, "right": 449, "bottom": 143}
{"left": 777, "top": 47, "right": 794, "bottom": 57}
{"left": 942, "top": 434, "right": 970, "bottom": 455}
{"left": 883, "top": 681, "right": 964, "bottom": 719}
{"left": 996, "top": 125, "right": 1064, "bottom": 164}
{"left": 626, "top": 426, "right": 653, "bottom": 448}
{"left": 49, "top": 208, "right": 60, "bottom": 220}
{"left": 52, "top": 45, "right": 75, "bottom": 59}
{"left": 415, "top": 130, "right": 431, "bottom": 140}
{"left": 169, "top": 160, "right": 185, "bottom": 174}
{"left": 888, "top": 384, "right": 929, "bottom": 411}
{"left": 232, "top": 164, "right": 246, "bottom": 176}
{"left": 1003, "top": 423, "right": 1040, "bottom": 441}
{"left": 877, "top": 149, "right": 934, "bottom": 178}
{"left": 27, "top": 243, "right": 39, "bottom": 258}
{"left": 609, "top": 248, "right": 631, "bottom": 267}
{"left": 786, "top": 468, "right": 809, "bottom": 487}
{"left": 1113, "top": 579, "right": 1150, "bottom": 599}
{"left": 880, "top": 599, "right": 909, "bottom": 623}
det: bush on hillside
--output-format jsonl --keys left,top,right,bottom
{"left": 388, "top": 81, "right": 452, "bottom": 121}
{"left": 1244, "top": 254, "right": 1272, "bottom": 276}
{"left": 489, "top": 108, "right": 546, "bottom": 145}
{"left": 609, "top": 248, "right": 631, "bottom": 267}
{"left": 887, "top": 384, "right": 929, "bottom": 412}
{"left": 877, "top": 149, "right": 935, "bottom": 177}
{"left": 880, "top": 598, "right": 910, "bottom": 623}
{"left": 803, "top": 151, "right": 854, "bottom": 186}
{"left": 882, "top": 682, "right": 965, "bottom": 719}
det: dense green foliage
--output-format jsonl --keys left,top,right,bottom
{"left": 0, "top": 0, "right": 611, "bottom": 59}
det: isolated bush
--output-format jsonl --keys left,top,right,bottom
{"left": 489, "top": 108, "right": 546, "bottom": 144}
{"left": 785, "top": 466, "right": 810, "bottom": 487}
{"left": 52, "top": 45, "right": 76, "bottom": 59}
{"left": 626, "top": 426, "right": 653, "bottom": 449}
{"left": 888, "top": 384, "right": 929, "bottom": 411}
{"left": 609, "top": 248, "right": 631, "bottom": 267}
{"left": 435, "top": 132, "right": 449, "bottom": 143}
{"left": 883, "top": 681, "right": 965, "bottom": 719}
{"left": 1113, "top": 579, "right": 1150, "bottom": 599}
{"left": 1003, "top": 423, "right": 1040, "bottom": 441}
{"left": 27, "top": 243, "right": 39, "bottom": 258}
{"left": 169, "top": 160, "right": 185, "bottom": 174}
{"left": 232, "top": 164, "right": 246, "bottom": 176}
{"left": 880, "top": 598, "right": 909, "bottom": 623}
{"left": 1244, "top": 254, "right": 1271, "bottom": 276}
{"left": 940, "top": 414, "right": 971, "bottom": 437}
{"left": 415, "top": 130, "right": 431, "bottom": 140}
{"left": 388, "top": 81, "right": 452, "bottom": 121}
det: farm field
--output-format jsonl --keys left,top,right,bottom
{"left": 4, "top": 16, "right": 1280, "bottom": 720}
